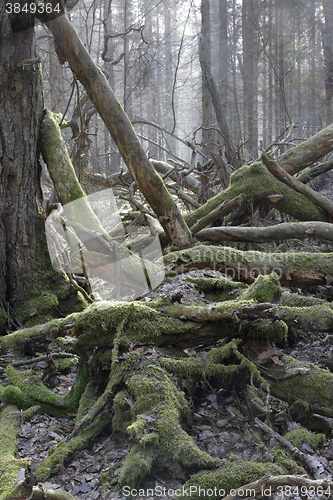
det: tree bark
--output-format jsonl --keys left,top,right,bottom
{"left": 278, "top": 122, "right": 333, "bottom": 175}
{"left": 196, "top": 221, "right": 333, "bottom": 246}
{"left": 262, "top": 153, "right": 333, "bottom": 218}
{"left": 0, "top": 15, "right": 45, "bottom": 310}
{"left": 184, "top": 162, "right": 328, "bottom": 229}
{"left": 164, "top": 245, "right": 333, "bottom": 287}
{"left": 198, "top": 35, "right": 241, "bottom": 169}
{"left": 42, "top": 14, "right": 191, "bottom": 247}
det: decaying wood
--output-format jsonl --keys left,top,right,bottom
{"left": 278, "top": 121, "right": 333, "bottom": 175}
{"left": 164, "top": 245, "right": 333, "bottom": 286}
{"left": 255, "top": 418, "right": 331, "bottom": 479}
{"left": 262, "top": 153, "right": 333, "bottom": 218}
{"left": 296, "top": 159, "right": 333, "bottom": 183}
{"left": 184, "top": 162, "right": 328, "bottom": 230}
{"left": 195, "top": 221, "right": 333, "bottom": 245}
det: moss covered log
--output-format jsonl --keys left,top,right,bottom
{"left": 0, "top": 405, "right": 29, "bottom": 500}
{"left": 184, "top": 162, "right": 328, "bottom": 229}
{"left": 164, "top": 244, "right": 333, "bottom": 287}
{"left": 196, "top": 221, "right": 333, "bottom": 245}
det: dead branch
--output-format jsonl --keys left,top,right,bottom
{"left": 195, "top": 221, "right": 333, "bottom": 245}
{"left": 262, "top": 153, "right": 333, "bottom": 218}
{"left": 254, "top": 418, "right": 331, "bottom": 479}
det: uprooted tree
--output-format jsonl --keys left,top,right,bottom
{"left": 4, "top": 5, "right": 333, "bottom": 500}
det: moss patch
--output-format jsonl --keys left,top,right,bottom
{"left": 181, "top": 461, "right": 284, "bottom": 500}
{"left": 0, "top": 405, "right": 29, "bottom": 500}
{"left": 2, "top": 366, "right": 68, "bottom": 417}
{"left": 284, "top": 428, "right": 325, "bottom": 450}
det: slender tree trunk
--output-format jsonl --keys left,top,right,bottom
{"left": 322, "top": 0, "right": 333, "bottom": 125}
{"left": 201, "top": 0, "right": 215, "bottom": 155}
{"left": 242, "top": 0, "right": 259, "bottom": 160}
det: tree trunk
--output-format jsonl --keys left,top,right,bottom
{"left": 322, "top": 0, "right": 333, "bottom": 124}
{"left": 0, "top": 16, "right": 43, "bottom": 309}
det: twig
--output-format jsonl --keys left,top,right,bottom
{"left": 10, "top": 353, "right": 78, "bottom": 367}
{"left": 254, "top": 417, "right": 331, "bottom": 479}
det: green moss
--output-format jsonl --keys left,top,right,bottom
{"left": 4, "top": 366, "right": 67, "bottom": 417}
{"left": 114, "top": 359, "right": 219, "bottom": 488}
{"left": 75, "top": 301, "right": 200, "bottom": 348}
{"left": 127, "top": 418, "right": 146, "bottom": 441}
{"left": 241, "top": 318, "right": 288, "bottom": 342}
{"left": 185, "top": 276, "right": 247, "bottom": 301}
{"left": 117, "top": 436, "right": 159, "bottom": 489}
{"left": 53, "top": 355, "right": 78, "bottom": 372}
{"left": 183, "top": 162, "right": 327, "bottom": 228}
{"left": 181, "top": 461, "right": 284, "bottom": 500}
{"left": 272, "top": 448, "right": 305, "bottom": 475}
{"left": 64, "top": 357, "right": 90, "bottom": 411}
{"left": 164, "top": 245, "right": 333, "bottom": 287}
{"left": 268, "top": 355, "right": 333, "bottom": 409}
{"left": 284, "top": 428, "right": 325, "bottom": 450}
{"left": 281, "top": 292, "right": 331, "bottom": 308}
{"left": 240, "top": 273, "right": 282, "bottom": 303}
{"left": 75, "top": 380, "right": 99, "bottom": 425}
{"left": 0, "top": 405, "right": 29, "bottom": 500}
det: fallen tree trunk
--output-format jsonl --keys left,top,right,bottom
{"left": 262, "top": 153, "right": 333, "bottom": 218}
{"left": 296, "top": 159, "right": 333, "bottom": 183}
{"left": 164, "top": 244, "right": 333, "bottom": 286}
{"left": 278, "top": 122, "right": 333, "bottom": 175}
{"left": 2, "top": 268, "right": 333, "bottom": 491}
{"left": 184, "top": 162, "right": 328, "bottom": 229}
{"left": 195, "top": 221, "right": 333, "bottom": 245}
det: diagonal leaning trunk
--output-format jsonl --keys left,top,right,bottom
{"left": 43, "top": 13, "right": 191, "bottom": 248}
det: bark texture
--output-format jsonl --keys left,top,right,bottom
{"left": 0, "top": 17, "right": 44, "bottom": 308}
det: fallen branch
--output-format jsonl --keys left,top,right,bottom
{"left": 254, "top": 418, "right": 331, "bottom": 479}
{"left": 164, "top": 245, "right": 333, "bottom": 286}
{"left": 190, "top": 195, "right": 245, "bottom": 234}
{"left": 278, "top": 122, "right": 333, "bottom": 175}
{"left": 262, "top": 153, "right": 333, "bottom": 218}
{"left": 195, "top": 221, "right": 333, "bottom": 244}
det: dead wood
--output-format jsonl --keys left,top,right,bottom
{"left": 296, "top": 159, "right": 333, "bottom": 183}
{"left": 254, "top": 418, "right": 330, "bottom": 479}
{"left": 195, "top": 221, "right": 333, "bottom": 245}
{"left": 221, "top": 475, "right": 333, "bottom": 500}
{"left": 278, "top": 122, "right": 333, "bottom": 175}
{"left": 190, "top": 195, "right": 245, "bottom": 234}
{"left": 262, "top": 153, "right": 333, "bottom": 218}
{"left": 43, "top": 15, "right": 191, "bottom": 246}
{"left": 184, "top": 162, "right": 328, "bottom": 230}
{"left": 164, "top": 245, "right": 333, "bottom": 287}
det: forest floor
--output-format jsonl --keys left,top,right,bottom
{"left": 3, "top": 262, "right": 333, "bottom": 500}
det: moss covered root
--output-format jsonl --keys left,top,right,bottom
{"left": 0, "top": 405, "right": 29, "bottom": 500}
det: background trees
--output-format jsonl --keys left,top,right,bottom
{"left": 35, "top": 0, "right": 330, "bottom": 177}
